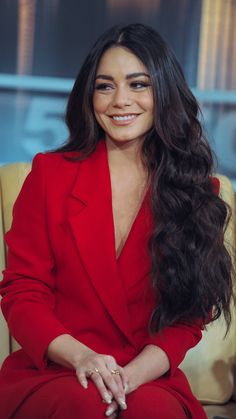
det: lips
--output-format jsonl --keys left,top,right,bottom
{"left": 108, "top": 114, "right": 140, "bottom": 126}
{"left": 109, "top": 113, "right": 140, "bottom": 121}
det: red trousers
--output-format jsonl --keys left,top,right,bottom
{"left": 13, "top": 376, "right": 187, "bottom": 419}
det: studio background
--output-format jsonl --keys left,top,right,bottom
{"left": 0, "top": 0, "right": 235, "bottom": 187}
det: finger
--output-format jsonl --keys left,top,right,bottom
{"left": 106, "top": 389, "right": 113, "bottom": 401}
{"left": 114, "top": 367, "right": 128, "bottom": 391}
{"left": 108, "top": 366, "right": 128, "bottom": 400}
{"left": 89, "top": 371, "right": 113, "bottom": 404}
{"left": 101, "top": 371, "right": 127, "bottom": 410}
{"left": 105, "top": 400, "right": 118, "bottom": 417}
{"left": 111, "top": 368, "right": 125, "bottom": 392}
{"left": 118, "top": 368, "right": 129, "bottom": 392}
{"left": 104, "top": 357, "right": 126, "bottom": 397}
{"left": 77, "top": 371, "right": 88, "bottom": 389}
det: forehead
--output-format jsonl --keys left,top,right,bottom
{"left": 96, "top": 46, "right": 148, "bottom": 75}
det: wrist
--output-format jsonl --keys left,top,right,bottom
{"left": 123, "top": 365, "right": 140, "bottom": 393}
{"left": 47, "top": 334, "right": 95, "bottom": 369}
{"left": 71, "top": 346, "right": 95, "bottom": 369}
{"left": 123, "top": 344, "right": 170, "bottom": 393}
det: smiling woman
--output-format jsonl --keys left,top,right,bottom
{"left": 93, "top": 47, "right": 154, "bottom": 145}
{"left": 0, "top": 23, "right": 233, "bottom": 419}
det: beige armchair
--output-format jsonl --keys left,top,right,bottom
{"left": 0, "top": 162, "right": 32, "bottom": 360}
{"left": 0, "top": 162, "right": 236, "bottom": 418}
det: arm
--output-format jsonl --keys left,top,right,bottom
{"left": 0, "top": 155, "right": 127, "bottom": 410}
{"left": 122, "top": 177, "right": 221, "bottom": 389}
{"left": 123, "top": 319, "right": 202, "bottom": 392}
{"left": 0, "top": 154, "right": 69, "bottom": 369}
{"left": 106, "top": 176, "right": 220, "bottom": 414}
{"left": 105, "top": 322, "right": 201, "bottom": 416}
{"left": 104, "top": 179, "right": 221, "bottom": 416}
{"left": 131, "top": 176, "right": 220, "bottom": 381}
{"left": 141, "top": 320, "right": 203, "bottom": 376}
{"left": 123, "top": 344, "right": 170, "bottom": 393}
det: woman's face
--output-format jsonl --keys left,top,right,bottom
{"left": 93, "top": 46, "right": 154, "bottom": 145}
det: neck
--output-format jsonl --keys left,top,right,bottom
{"left": 105, "top": 137, "right": 149, "bottom": 190}
{"left": 105, "top": 136, "right": 145, "bottom": 169}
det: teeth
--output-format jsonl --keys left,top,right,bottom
{"left": 112, "top": 115, "right": 137, "bottom": 121}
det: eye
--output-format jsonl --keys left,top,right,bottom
{"left": 94, "top": 83, "right": 114, "bottom": 91}
{"left": 130, "top": 81, "right": 151, "bottom": 90}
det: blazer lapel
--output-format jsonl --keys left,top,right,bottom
{"left": 67, "top": 141, "right": 134, "bottom": 346}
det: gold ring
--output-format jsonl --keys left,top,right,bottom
{"left": 88, "top": 367, "right": 100, "bottom": 377}
{"left": 110, "top": 369, "right": 120, "bottom": 375}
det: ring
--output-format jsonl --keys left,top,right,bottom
{"left": 87, "top": 367, "right": 100, "bottom": 377}
{"left": 110, "top": 369, "right": 120, "bottom": 375}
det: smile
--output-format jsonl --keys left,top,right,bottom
{"left": 111, "top": 114, "right": 139, "bottom": 121}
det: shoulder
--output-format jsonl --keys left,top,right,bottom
{"left": 30, "top": 151, "right": 84, "bottom": 181}
{"left": 32, "top": 151, "right": 82, "bottom": 170}
{"left": 23, "top": 151, "right": 85, "bottom": 196}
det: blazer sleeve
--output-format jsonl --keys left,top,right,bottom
{"left": 141, "top": 176, "right": 221, "bottom": 377}
{"left": 141, "top": 320, "right": 203, "bottom": 377}
{"left": 0, "top": 153, "right": 70, "bottom": 370}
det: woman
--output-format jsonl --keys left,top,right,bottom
{"left": 0, "top": 23, "right": 232, "bottom": 419}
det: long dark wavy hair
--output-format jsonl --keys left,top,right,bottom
{"left": 57, "top": 23, "right": 233, "bottom": 333}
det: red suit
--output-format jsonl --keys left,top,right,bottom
{"left": 0, "top": 140, "right": 214, "bottom": 418}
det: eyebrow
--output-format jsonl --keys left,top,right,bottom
{"left": 95, "top": 72, "right": 150, "bottom": 80}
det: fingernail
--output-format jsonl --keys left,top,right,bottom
{"left": 118, "top": 398, "right": 127, "bottom": 409}
{"left": 104, "top": 393, "right": 112, "bottom": 404}
{"left": 81, "top": 380, "right": 88, "bottom": 389}
{"left": 106, "top": 406, "right": 115, "bottom": 416}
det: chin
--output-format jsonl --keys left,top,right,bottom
{"left": 109, "top": 133, "right": 144, "bottom": 143}
{"left": 112, "top": 138, "right": 139, "bottom": 145}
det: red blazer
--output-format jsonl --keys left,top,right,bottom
{"left": 0, "top": 140, "right": 217, "bottom": 418}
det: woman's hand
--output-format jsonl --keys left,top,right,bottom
{"left": 104, "top": 344, "right": 170, "bottom": 416}
{"left": 47, "top": 334, "right": 128, "bottom": 414}
{"left": 74, "top": 348, "right": 128, "bottom": 412}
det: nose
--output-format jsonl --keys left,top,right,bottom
{"left": 112, "top": 86, "right": 132, "bottom": 108}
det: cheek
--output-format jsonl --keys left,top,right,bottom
{"left": 93, "top": 94, "right": 109, "bottom": 114}
{"left": 142, "top": 95, "right": 154, "bottom": 112}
